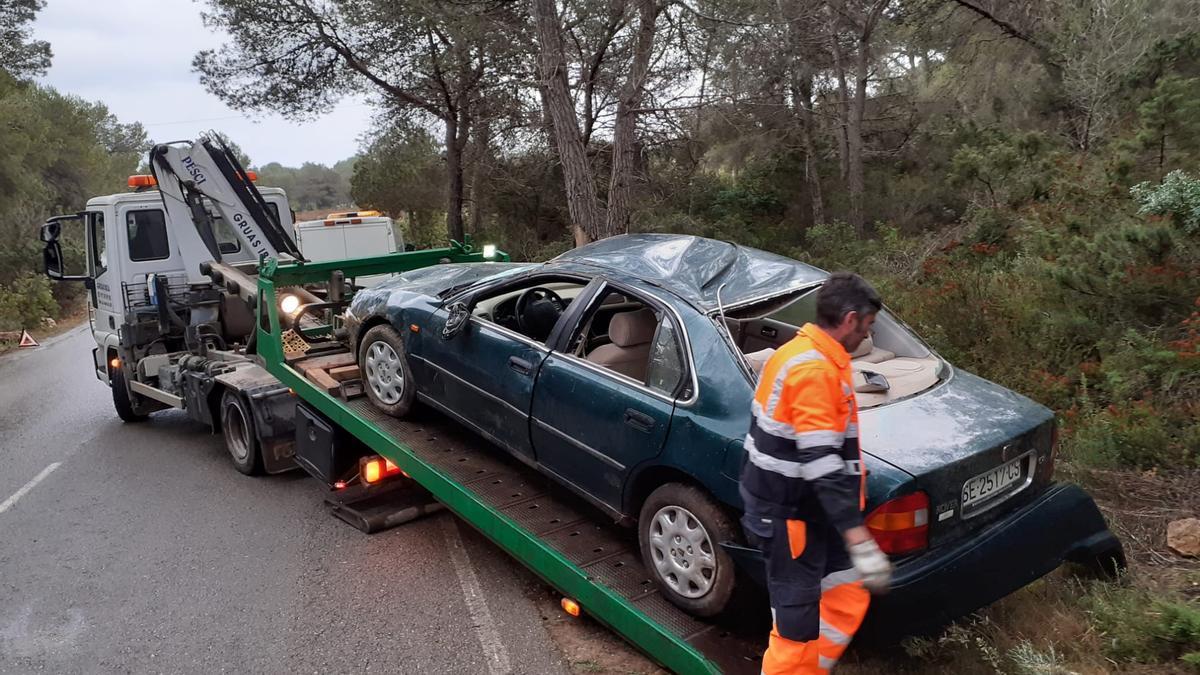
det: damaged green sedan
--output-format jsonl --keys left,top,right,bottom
{"left": 345, "top": 233, "right": 1123, "bottom": 632}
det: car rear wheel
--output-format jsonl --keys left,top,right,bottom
{"left": 638, "top": 483, "right": 738, "bottom": 617}
{"left": 359, "top": 325, "right": 416, "bottom": 418}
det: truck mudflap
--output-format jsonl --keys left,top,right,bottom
{"left": 213, "top": 364, "right": 297, "bottom": 474}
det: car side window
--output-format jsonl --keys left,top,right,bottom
{"left": 645, "top": 317, "right": 686, "bottom": 397}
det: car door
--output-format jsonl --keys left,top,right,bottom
{"left": 417, "top": 275, "right": 598, "bottom": 463}
{"left": 530, "top": 283, "right": 692, "bottom": 510}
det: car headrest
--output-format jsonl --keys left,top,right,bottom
{"left": 609, "top": 308, "right": 657, "bottom": 347}
{"left": 851, "top": 334, "right": 875, "bottom": 358}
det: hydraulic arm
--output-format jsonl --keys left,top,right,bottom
{"left": 150, "top": 135, "right": 303, "bottom": 284}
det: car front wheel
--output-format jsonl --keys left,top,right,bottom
{"left": 638, "top": 482, "right": 738, "bottom": 617}
{"left": 359, "top": 324, "right": 416, "bottom": 418}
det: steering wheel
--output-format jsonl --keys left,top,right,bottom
{"left": 514, "top": 286, "right": 566, "bottom": 338}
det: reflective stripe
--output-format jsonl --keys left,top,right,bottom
{"left": 844, "top": 459, "right": 864, "bottom": 475}
{"left": 841, "top": 381, "right": 852, "bottom": 395}
{"left": 746, "top": 439, "right": 843, "bottom": 480}
{"left": 796, "top": 429, "right": 844, "bottom": 449}
{"left": 819, "top": 655, "right": 837, "bottom": 670}
{"left": 763, "top": 349, "right": 826, "bottom": 417}
{"left": 821, "top": 567, "right": 861, "bottom": 591}
{"left": 800, "top": 454, "right": 844, "bottom": 480}
{"left": 752, "top": 401, "right": 797, "bottom": 439}
{"left": 845, "top": 422, "right": 859, "bottom": 438}
{"left": 819, "top": 618, "right": 851, "bottom": 646}
{"left": 746, "top": 438, "right": 805, "bottom": 478}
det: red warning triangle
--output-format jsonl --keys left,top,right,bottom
{"left": 18, "top": 330, "right": 39, "bottom": 348}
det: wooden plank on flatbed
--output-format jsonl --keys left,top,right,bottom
{"left": 328, "top": 365, "right": 360, "bottom": 382}
{"left": 305, "top": 368, "right": 341, "bottom": 394}
{"left": 295, "top": 352, "right": 356, "bottom": 374}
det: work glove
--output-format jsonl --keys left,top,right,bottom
{"left": 848, "top": 538, "right": 892, "bottom": 594}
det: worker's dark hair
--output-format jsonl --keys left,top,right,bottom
{"left": 816, "top": 272, "right": 882, "bottom": 328}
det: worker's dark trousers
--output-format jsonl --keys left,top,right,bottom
{"left": 744, "top": 515, "right": 870, "bottom": 674}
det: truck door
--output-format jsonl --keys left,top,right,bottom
{"left": 85, "top": 209, "right": 122, "bottom": 380}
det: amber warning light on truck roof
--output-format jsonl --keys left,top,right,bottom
{"left": 127, "top": 171, "right": 257, "bottom": 189}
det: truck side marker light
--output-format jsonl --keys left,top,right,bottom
{"left": 410, "top": 324, "right": 420, "bottom": 333}
{"left": 109, "top": 357, "right": 120, "bottom": 369}
{"left": 561, "top": 598, "right": 581, "bottom": 617}
{"left": 333, "top": 480, "right": 347, "bottom": 490}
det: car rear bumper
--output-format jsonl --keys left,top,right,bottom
{"left": 721, "top": 483, "right": 1123, "bottom": 638}
{"left": 860, "top": 482, "right": 1124, "bottom": 639}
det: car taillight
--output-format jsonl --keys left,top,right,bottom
{"left": 1043, "top": 424, "right": 1059, "bottom": 481}
{"left": 866, "top": 491, "right": 929, "bottom": 555}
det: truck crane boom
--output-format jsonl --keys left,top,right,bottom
{"left": 150, "top": 135, "right": 304, "bottom": 284}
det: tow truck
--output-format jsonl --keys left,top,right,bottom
{"left": 41, "top": 134, "right": 764, "bottom": 673}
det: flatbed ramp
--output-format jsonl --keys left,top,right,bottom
{"left": 329, "top": 389, "right": 761, "bottom": 673}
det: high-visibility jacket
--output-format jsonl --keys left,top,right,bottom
{"left": 739, "top": 322, "right": 866, "bottom": 534}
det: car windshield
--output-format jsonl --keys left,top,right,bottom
{"left": 719, "top": 286, "right": 942, "bottom": 408}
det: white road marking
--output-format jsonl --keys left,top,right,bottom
{"left": 441, "top": 515, "right": 512, "bottom": 675}
{"left": 0, "top": 462, "right": 61, "bottom": 515}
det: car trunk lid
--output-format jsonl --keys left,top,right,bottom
{"left": 860, "top": 367, "right": 1056, "bottom": 547}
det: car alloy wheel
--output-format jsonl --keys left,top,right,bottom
{"left": 647, "top": 505, "right": 717, "bottom": 599}
{"left": 365, "top": 340, "right": 405, "bottom": 405}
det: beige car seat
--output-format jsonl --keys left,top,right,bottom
{"left": 587, "top": 308, "right": 657, "bottom": 380}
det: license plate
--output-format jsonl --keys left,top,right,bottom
{"left": 961, "top": 457, "right": 1023, "bottom": 507}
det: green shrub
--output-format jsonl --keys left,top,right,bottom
{"left": 1132, "top": 170, "right": 1200, "bottom": 234}
{"left": 0, "top": 274, "right": 56, "bottom": 330}
{"left": 1084, "top": 583, "right": 1200, "bottom": 667}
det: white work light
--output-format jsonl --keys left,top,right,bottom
{"left": 279, "top": 293, "right": 301, "bottom": 316}
{"left": 482, "top": 244, "right": 497, "bottom": 260}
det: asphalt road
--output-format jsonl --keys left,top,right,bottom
{"left": 0, "top": 326, "right": 571, "bottom": 674}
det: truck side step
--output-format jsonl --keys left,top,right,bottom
{"left": 325, "top": 478, "right": 445, "bottom": 534}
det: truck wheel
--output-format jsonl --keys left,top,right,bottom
{"left": 638, "top": 483, "right": 738, "bottom": 617}
{"left": 359, "top": 325, "right": 416, "bottom": 418}
{"left": 111, "top": 368, "right": 149, "bottom": 423}
{"left": 221, "top": 390, "right": 263, "bottom": 476}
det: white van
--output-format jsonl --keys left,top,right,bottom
{"left": 294, "top": 210, "right": 404, "bottom": 287}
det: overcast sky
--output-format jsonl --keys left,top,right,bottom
{"left": 31, "top": 0, "right": 371, "bottom": 167}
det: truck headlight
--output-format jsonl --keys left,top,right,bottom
{"left": 482, "top": 244, "right": 497, "bottom": 260}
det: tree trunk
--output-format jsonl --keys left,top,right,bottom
{"left": 830, "top": 31, "right": 851, "bottom": 184}
{"left": 444, "top": 116, "right": 466, "bottom": 243}
{"left": 532, "top": 0, "right": 605, "bottom": 246}
{"left": 798, "top": 73, "right": 825, "bottom": 226}
{"left": 847, "top": 36, "right": 869, "bottom": 236}
{"left": 607, "top": 0, "right": 657, "bottom": 237}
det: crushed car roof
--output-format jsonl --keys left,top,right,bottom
{"left": 551, "top": 233, "right": 828, "bottom": 310}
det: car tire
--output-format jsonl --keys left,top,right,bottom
{"left": 638, "top": 482, "right": 739, "bottom": 617}
{"left": 221, "top": 390, "right": 263, "bottom": 476}
{"left": 359, "top": 324, "right": 416, "bottom": 418}
{"left": 111, "top": 367, "right": 149, "bottom": 423}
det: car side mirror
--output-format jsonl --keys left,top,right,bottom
{"left": 856, "top": 370, "right": 890, "bottom": 393}
{"left": 442, "top": 302, "right": 470, "bottom": 339}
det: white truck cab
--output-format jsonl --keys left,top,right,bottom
{"left": 79, "top": 177, "right": 293, "bottom": 385}
{"left": 294, "top": 210, "right": 402, "bottom": 287}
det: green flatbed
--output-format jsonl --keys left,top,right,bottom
{"left": 255, "top": 244, "right": 763, "bottom": 674}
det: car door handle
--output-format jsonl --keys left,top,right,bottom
{"left": 623, "top": 409, "right": 655, "bottom": 433}
{"left": 508, "top": 356, "right": 532, "bottom": 375}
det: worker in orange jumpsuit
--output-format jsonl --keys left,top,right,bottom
{"left": 739, "top": 272, "right": 892, "bottom": 674}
